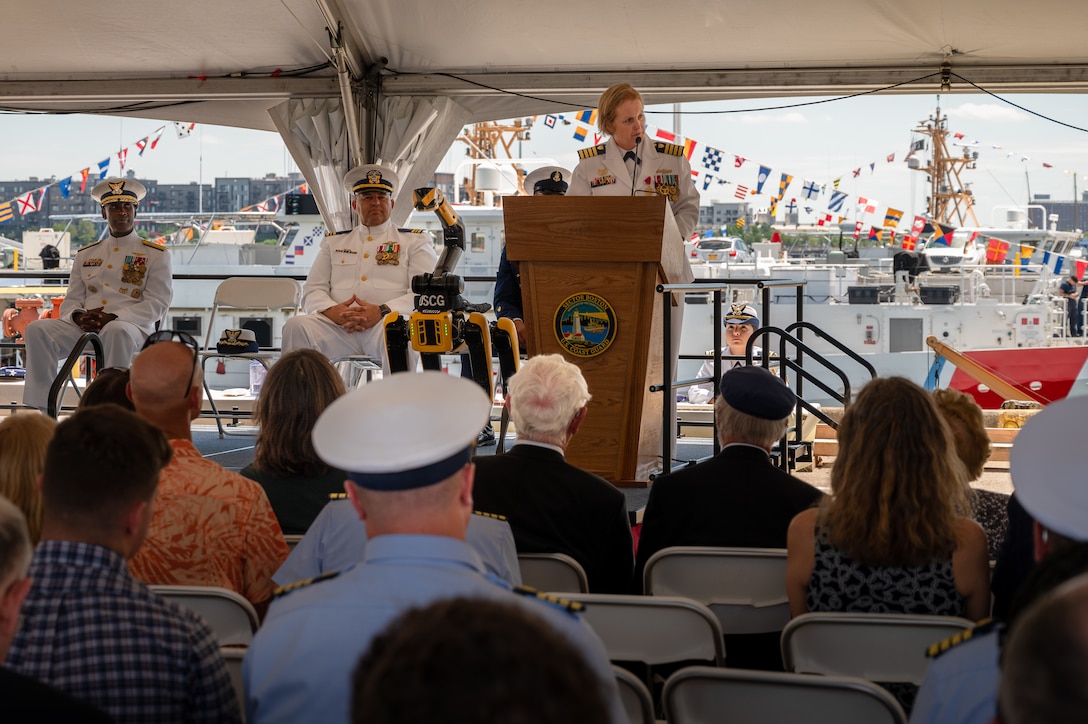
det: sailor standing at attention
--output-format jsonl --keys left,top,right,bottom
{"left": 282, "top": 164, "right": 438, "bottom": 374}
{"left": 23, "top": 178, "right": 172, "bottom": 412}
{"left": 567, "top": 82, "right": 700, "bottom": 242}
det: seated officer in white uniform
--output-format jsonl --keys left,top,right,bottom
{"left": 282, "top": 164, "right": 438, "bottom": 373}
{"left": 23, "top": 178, "right": 172, "bottom": 412}
{"left": 243, "top": 372, "right": 625, "bottom": 724}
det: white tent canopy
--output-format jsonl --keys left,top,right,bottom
{"left": 4, "top": 0, "right": 1087, "bottom": 224}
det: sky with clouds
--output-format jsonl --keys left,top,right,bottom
{"left": 3, "top": 92, "right": 1088, "bottom": 225}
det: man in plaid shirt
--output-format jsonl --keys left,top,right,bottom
{"left": 6, "top": 405, "right": 241, "bottom": 723}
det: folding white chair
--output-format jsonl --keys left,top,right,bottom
{"left": 613, "top": 665, "right": 655, "bottom": 724}
{"left": 560, "top": 593, "right": 724, "bottom": 668}
{"left": 220, "top": 646, "right": 248, "bottom": 721}
{"left": 781, "top": 612, "right": 974, "bottom": 686}
{"left": 642, "top": 546, "right": 790, "bottom": 635}
{"left": 663, "top": 665, "right": 908, "bottom": 724}
{"left": 150, "top": 585, "right": 260, "bottom": 646}
{"left": 199, "top": 277, "right": 302, "bottom": 437}
{"left": 517, "top": 552, "right": 590, "bottom": 593}
{"left": 284, "top": 534, "right": 304, "bottom": 552}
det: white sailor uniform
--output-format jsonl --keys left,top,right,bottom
{"left": 23, "top": 232, "right": 173, "bottom": 410}
{"left": 568, "top": 138, "right": 701, "bottom": 242}
{"left": 272, "top": 499, "right": 522, "bottom": 587}
{"left": 281, "top": 220, "right": 438, "bottom": 373}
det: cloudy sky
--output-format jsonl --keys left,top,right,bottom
{"left": 3, "top": 92, "right": 1088, "bottom": 225}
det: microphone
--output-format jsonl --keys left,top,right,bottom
{"left": 630, "top": 136, "right": 642, "bottom": 196}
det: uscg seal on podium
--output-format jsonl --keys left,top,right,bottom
{"left": 553, "top": 292, "right": 616, "bottom": 358}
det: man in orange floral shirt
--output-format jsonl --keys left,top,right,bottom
{"left": 126, "top": 332, "right": 289, "bottom": 617}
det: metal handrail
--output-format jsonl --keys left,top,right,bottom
{"left": 47, "top": 332, "right": 103, "bottom": 418}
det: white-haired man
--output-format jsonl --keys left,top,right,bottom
{"left": 472, "top": 354, "right": 633, "bottom": 594}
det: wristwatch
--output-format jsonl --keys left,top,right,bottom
{"left": 379, "top": 304, "right": 391, "bottom": 317}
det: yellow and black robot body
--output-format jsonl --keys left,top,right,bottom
{"left": 383, "top": 187, "right": 520, "bottom": 399}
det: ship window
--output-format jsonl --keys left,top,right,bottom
{"left": 889, "top": 318, "right": 924, "bottom": 353}
{"left": 471, "top": 232, "right": 486, "bottom": 252}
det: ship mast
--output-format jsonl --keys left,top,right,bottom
{"left": 911, "top": 105, "right": 980, "bottom": 227}
{"left": 454, "top": 120, "right": 532, "bottom": 206}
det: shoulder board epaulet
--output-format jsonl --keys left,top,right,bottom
{"left": 577, "top": 143, "right": 609, "bottom": 160}
{"left": 325, "top": 229, "right": 351, "bottom": 237}
{"left": 328, "top": 492, "right": 349, "bottom": 500}
{"left": 473, "top": 510, "right": 507, "bottom": 521}
{"left": 397, "top": 228, "right": 426, "bottom": 234}
{"left": 512, "top": 585, "right": 584, "bottom": 614}
{"left": 926, "top": 618, "right": 998, "bottom": 659}
{"left": 79, "top": 240, "right": 104, "bottom": 252}
{"left": 141, "top": 239, "right": 167, "bottom": 251}
{"left": 273, "top": 570, "right": 340, "bottom": 598}
{"left": 654, "top": 141, "right": 686, "bottom": 157}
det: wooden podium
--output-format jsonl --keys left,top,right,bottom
{"left": 503, "top": 196, "right": 692, "bottom": 487}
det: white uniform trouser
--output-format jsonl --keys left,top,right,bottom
{"left": 281, "top": 313, "right": 419, "bottom": 377}
{"left": 23, "top": 318, "right": 146, "bottom": 411}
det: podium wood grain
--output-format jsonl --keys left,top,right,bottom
{"left": 503, "top": 196, "right": 687, "bottom": 486}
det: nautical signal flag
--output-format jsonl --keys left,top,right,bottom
{"left": 868, "top": 226, "right": 883, "bottom": 242}
{"left": 756, "top": 165, "right": 771, "bottom": 194}
{"left": 576, "top": 110, "right": 597, "bottom": 126}
{"left": 776, "top": 173, "right": 793, "bottom": 200}
{"left": 573, "top": 126, "right": 588, "bottom": 142}
{"left": 0, "top": 202, "right": 12, "bottom": 224}
{"left": 735, "top": 218, "right": 745, "bottom": 228}
{"left": 901, "top": 235, "right": 917, "bottom": 251}
{"left": 734, "top": 185, "right": 749, "bottom": 200}
{"left": 986, "top": 238, "right": 1010, "bottom": 264}
{"left": 931, "top": 222, "right": 956, "bottom": 246}
{"left": 884, "top": 208, "right": 904, "bottom": 228}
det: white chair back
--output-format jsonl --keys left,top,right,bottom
{"left": 781, "top": 612, "right": 974, "bottom": 685}
{"left": 151, "top": 585, "right": 260, "bottom": 646}
{"left": 663, "top": 665, "right": 908, "bottom": 724}
{"left": 517, "top": 552, "right": 590, "bottom": 593}
{"left": 284, "top": 534, "right": 304, "bottom": 552}
{"left": 613, "top": 665, "right": 654, "bottom": 724}
{"left": 220, "top": 646, "right": 248, "bottom": 721}
{"left": 561, "top": 593, "right": 724, "bottom": 666}
{"left": 643, "top": 546, "right": 790, "bottom": 634}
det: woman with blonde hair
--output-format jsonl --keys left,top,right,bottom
{"left": 787, "top": 377, "right": 991, "bottom": 622}
{"left": 241, "top": 349, "right": 347, "bottom": 534}
{"left": 0, "top": 413, "right": 57, "bottom": 542}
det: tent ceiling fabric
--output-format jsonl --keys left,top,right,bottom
{"left": 4, "top": 0, "right": 1088, "bottom": 130}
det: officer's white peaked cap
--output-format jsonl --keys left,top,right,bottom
{"left": 313, "top": 371, "right": 490, "bottom": 490}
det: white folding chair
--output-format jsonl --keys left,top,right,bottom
{"left": 199, "top": 277, "right": 302, "bottom": 437}
{"left": 613, "top": 665, "right": 655, "bottom": 724}
{"left": 150, "top": 584, "right": 260, "bottom": 646}
{"left": 284, "top": 534, "right": 304, "bottom": 552}
{"left": 560, "top": 593, "right": 724, "bottom": 668}
{"left": 663, "top": 665, "right": 908, "bottom": 724}
{"left": 517, "top": 552, "right": 590, "bottom": 593}
{"left": 781, "top": 612, "right": 974, "bottom": 686}
{"left": 220, "top": 646, "right": 248, "bottom": 721}
{"left": 643, "top": 546, "right": 790, "bottom": 635}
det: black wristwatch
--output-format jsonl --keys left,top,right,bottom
{"left": 379, "top": 304, "right": 391, "bottom": 317}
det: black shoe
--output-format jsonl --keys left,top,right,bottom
{"left": 476, "top": 424, "right": 497, "bottom": 447}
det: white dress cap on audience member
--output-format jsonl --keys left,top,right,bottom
{"left": 313, "top": 371, "right": 490, "bottom": 491}
{"left": 1010, "top": 396, "right": 1088, "bottom": 541}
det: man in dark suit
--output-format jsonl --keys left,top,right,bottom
{"left": 473, "top": 354, "right": 633, "bottom": 594}
{"left": 635, "top": 365, "right": 822, "bottom": 668}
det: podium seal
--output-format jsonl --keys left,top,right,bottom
{"left": 553, "top": 292, "right": 617, "bottom": 358}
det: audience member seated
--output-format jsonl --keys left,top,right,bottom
{"left": 274, "top": 500, "right": 521, "bottom": 587}
{"left": 686, "top": 304, "right": 766, "bottom": 404}
{"left": 78, "top": 367, "right": 134, "bottom": 410}
{"left": 244, "top": 372, "right": 624, "bottom": 724}
{"left": 125, "top": 332, "right": 289, "bottom": 617}
{"left": 991, "top": 494, "right": 1036, "bottom": 620}
{"left": 932, "top": 388, "right": 1008, "bottom": 559}
{"left": 0, "top": 495, "right": 113, "bottom": 722}
{"left": 472, "top": 354, "right": 633, "bottom": 593}
{"left": 240, "top": 349, "right": 348, "bottom": 534}
{"left": 998, "top": 572, "right": 1088, "bottom": 723}
{"left": 351, "top": 597, "right": 608, "bottom": 724}
{"left": 637, "top": 365, "right": 822, "bottom": 670}
{"left": 786, "top": 377, "right": 991, "bottom": 711}
{"left": 913, "top": 396, "right": 1088, "bottom": 724}
{"left": 6, "top": 405, "right": 240, "bottom": 723}
{"left": 0, "top": 414, "right": 56, "bottom": 543}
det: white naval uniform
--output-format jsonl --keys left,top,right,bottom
{"left": 568, "top": 138, "right": 701, "bottom": 242}
{"left": 23, "top": 232, "right": 173, "bottom": 410}
{"left": 282, "top": 219, "right": 438, "bottom": 373}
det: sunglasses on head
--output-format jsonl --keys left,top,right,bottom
{"left": 141, "top": 330, "right": 200, "bottom": 399}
